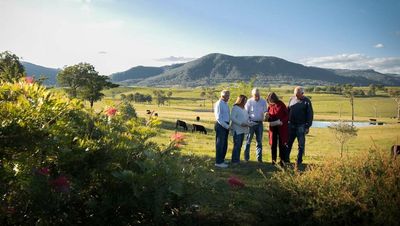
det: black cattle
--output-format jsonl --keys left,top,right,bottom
{"left": 146, "top": 110, "right": 151, "bottom": 114}
{"left": 154, "top": 113, "right": 158, "bottom": 117}
{"left": 392, "top": 145, "right": 400, "bottom": 159}
{"left": 176, "top": 120, "right": 188, "bottom": 131}
{"left": 192, "top": 124, "right": 207, "bottom": 134}
{"left": 196, "top": 116, "right": 200, "bottom": 121}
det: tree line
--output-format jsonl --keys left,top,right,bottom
{"left": 304, "top": 84, "right": 385, "bottom": 97}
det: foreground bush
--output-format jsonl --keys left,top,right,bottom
{"left": 0, "top": 80, "right": 207, "bottom": 225}
{"left": 262, "top": 148, "right": 400, "bottom": 226}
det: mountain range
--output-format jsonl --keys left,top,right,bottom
{"left": 22, "top": 53, "right": 400, "bottom": 87}
{"left": 22, "top": 62, "right": 60, "bottom": 86}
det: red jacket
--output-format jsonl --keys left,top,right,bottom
{"left": 268, "top": 100, "right": 289, "bottom": 146}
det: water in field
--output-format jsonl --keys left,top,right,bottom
{"left": 312, "top": 120, "right": 381, "bottom": 128}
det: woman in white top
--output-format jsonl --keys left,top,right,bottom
{"left": 230, "top": 95, "right": 250, "bottom": 163}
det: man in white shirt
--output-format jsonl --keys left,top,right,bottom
{"left": 244, "top": 88, "right": 267, "bottom": 162}
{"left": 214, "top": 90, "right": 230, "bottom": 168}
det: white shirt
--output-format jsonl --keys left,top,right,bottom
{"left": 245, "top": 98, "right": 268, "bottom": 122}
{"left": 214, "top": 99, "right": 230, "bottom": 129}
{"left": 231, "top": 105, "right": 250, "bottom": 135}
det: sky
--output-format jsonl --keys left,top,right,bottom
{"left": 0, "top": 0, "right": 399, "bottom": 75}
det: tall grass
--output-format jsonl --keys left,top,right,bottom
{"left": 261, "top": 144, "right": 400, "bottom": 225}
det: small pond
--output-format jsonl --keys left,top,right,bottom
{"left": 311, "top": 121, "right": 383, "bottom": 128}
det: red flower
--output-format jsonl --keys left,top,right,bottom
{"left": 171, "top": 132, "right": 185, "bottom": 143}
{"left": 49, "top": 176, "right": 70, "bottom": 193}
{"left": 228, "top": 176, "right": 245, "bottom": 188}
{"left": 25, "top": 76, "right": 34, "bottom": 84}
{"left": 37, "top": 167, "right": 50, "bottom": 176}
{"left": 170, "top": 132, "right": 186, "bottom": 148}
{"left": 105, "top": 107, "right": 117, "bottom": 117}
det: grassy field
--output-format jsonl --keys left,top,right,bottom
{"left": 64, "top": 86, "right": 400, "bottom": 223}
{"left": 96, "top": 86, "right": 400, "bottom": 164}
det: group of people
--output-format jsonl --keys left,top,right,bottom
{"left": 214, "top": 86, "right": 313, "bottom": 168}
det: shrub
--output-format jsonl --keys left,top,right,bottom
{"left": 119, "top": 101, "right": 138, "bottom": 120}
{"left": 0, "top": 80, "right": 207, "bottom": 225}
{"left": 261, "top": 147, "right": 400, "bottom": 226}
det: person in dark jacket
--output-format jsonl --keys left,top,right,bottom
{"left": 286, "top": 86, "right": 313, "bottom": 165}
{"left": 266, "top": 92, "right": 289, "bottom": 165}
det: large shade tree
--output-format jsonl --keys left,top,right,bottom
{"left": 57, "top": 63, "right": 118, "bottom": 107}
{"left": 0, "top": 51, "right": 25, "bottom": 82}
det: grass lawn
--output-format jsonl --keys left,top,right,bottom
{"left": 97, "top": 86, "right": 400, "bottom": 161}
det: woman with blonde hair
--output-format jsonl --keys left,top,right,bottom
{"left": 230, "top": 95, "right": 250, "bottom": 163}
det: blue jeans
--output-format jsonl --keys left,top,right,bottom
{"left": 231, "top": 132, "right": 245, "bottom": 163}
{"left": 287, "top": 124, "right": 306, "bottom": 164}
{"left": 215, "top": 122, "right": 229, "bottom": 164}
{"left": 244, "top": 122, "right": 263, "bottom": 162}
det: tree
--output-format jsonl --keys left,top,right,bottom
{"left": 57, "top": 63, "right": 93, "bottom": 98}
{"left": 200, "top": 89, "right": 206, "bottom": 107}
{"left": 342, "top": 84, "right": 355, "bottom": 125}
{"left": 79, "top": 74, "right": 118, "bottom": 108}
{"left": 228, "top": 77, "right": 256, "bottom": 107}
{"left": 368, "top": 84, "right": 376, "bottom": 96}
{"left": 119, "top": 101, "right": 137, "bottom": 120}
{"left": 0, "top": 51, "right": 25, "bottom": 82}
{"left": 153, "top": 90, "right": 167, "bottom": 107}
{"left": 313, "top": 87, "right": 322, "bottom": 93}
{"left": 329, "top": 121, "right": 358, "bottom": 158}
{"left": 145, "top": 94, "right": 152, "bottom": 104}
{"left": 202, "top": 87, "right": 218, "bottom": 111}
{"left": 166, "top": 90, "right": 173, "bottom": 106}
{"left": 388, "top": 89, "right": 400, "bottom": 119}
{"left": 120, "top": 93, "right": 127, "bottom": 101}
{"left": 127, "top": 93, "right": 135, "bottom": 102}
{"left": 57, "top": 63, "right": 118, "bottom": 107}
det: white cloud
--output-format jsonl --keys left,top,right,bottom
{"left": 374, "top": 43, "right": 384, "bottom": 48}
{"left": 300, "top": 53, "right": 400, "bottom": 74}
{"left": 0, "top": 0, "right": 210, "bottom": 74}
{"left": 156, "top": 56, "right": 197, "bottom": 62}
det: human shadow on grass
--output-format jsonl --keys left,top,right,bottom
{"left": 214, "top": 161, "right": 310, "bottom": 176}
{"left": 177, "top": 155, "right": 314, "bottom": 225}
{"left": 182, "top": 154, "right": 311, "bottom": 176}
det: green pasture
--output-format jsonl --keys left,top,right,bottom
{"left": 95, "top": 86, "right": 400, "bottom": 164}
{"left": 34, "top": 85, "right": 400, "bottom": 224}
{"left": 95, "top": 86, "right": 400, "bottom": 223}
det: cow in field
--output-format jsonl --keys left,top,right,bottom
{"left": 176, "top": 120, "right": 188, "bottom": 131}
{"left": 192, "top": 124, "right": 207, "bottom": 134}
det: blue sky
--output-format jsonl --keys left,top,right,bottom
{"left": 0, "top": 0, "right": 399, "bottom": 74}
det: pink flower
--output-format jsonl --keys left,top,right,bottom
{"left": 49, "top": 176, "right": 70, "bottom": 193}
{"left": 25, "top": 76, "right": 34, "bottom": 84}
{"left": 171, "top": 132, "right": 185, "bottom": 148}
{"left": 38, "top": 167, "right": 50, "bottom": 176}
{"left": 105, "top": 107, "right": 117, "bottom": 117}
{"left": 171, "top": 132, "right": 185, "bottom": 142}
{"left": 228, "top": 176, "right": 245, "bottom": 188}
